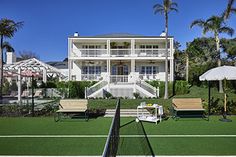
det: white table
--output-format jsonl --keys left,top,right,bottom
{"left": 136, "top": 104, "right": 163, "bottom": 124}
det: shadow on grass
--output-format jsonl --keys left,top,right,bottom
{"left": 117, "top": 120, "right": 155, "bottom": 156}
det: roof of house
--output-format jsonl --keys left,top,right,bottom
{"left": 46, "top": 61, "right": 68, "bottom": 69}
{"left": 69, "top": 33, "right": 173, "bottom": 38}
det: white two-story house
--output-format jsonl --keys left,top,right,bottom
{"left": 68, "top": 33, "right": 174, "bottom": 98}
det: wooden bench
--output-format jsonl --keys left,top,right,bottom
{"left": 54, "top": 99, "right": 88, "bottom": 122}
{"left": 172, "top": 98, "right": 206, "bottom": 119}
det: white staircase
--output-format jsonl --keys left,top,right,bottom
{"left": 109, "top": 83, "right": 134, "bottom": 98}
{"left": 86, "top": 77, "right": 159, "bottom": 98}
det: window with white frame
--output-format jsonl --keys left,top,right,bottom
{"left": 140, "top": 66, "right": 159, "bottom": 74}
{"left": 123, "top": 65, "right": 129, "bottom": 75}
{"left": 112, "top": 65, "right": 117, "bottom": 75}
{"left": 82, "top": 66, "right": 101, "bottom": 74}
{"left": 146, "top": 66, "right": 152, "bottom": 74}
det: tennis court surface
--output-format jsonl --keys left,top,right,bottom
{"left": 0, "top": 99, "right": 236, "bottom": 156}
{"left": 0, "top": 116, "right": 236, "bottom": 156}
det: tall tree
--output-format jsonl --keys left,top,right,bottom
{"left": 0, "top": 18, "right": 23, "bottom": 101}
{"left": 153, "top": 0, "right": 178, "bottom": 99}
{"left": 190, "top": 16, "right": 234, "bottom": 93}
{"left": 185, "top": 37, "right": 217, "bottom": 85}
{"left": 221, "top": 38, "right": 236, "bottom": 63}
{"left": 224, "top": 0, "right": 236, "bottom": 19}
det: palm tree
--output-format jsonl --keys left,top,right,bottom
{"left": 224, "top": 0, "right": 236, "bottom": 19}
{"left": 190, "top": 16, "right": 234, "bottom": 93}
{"left": 153, "top": 0, "right": 178, "bottom": 99}
{"left": 0, "top": 18, "right": 23, "bottom": 101}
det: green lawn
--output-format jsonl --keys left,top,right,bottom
{"left": 0, "top": 116, "right": 236, "bottom": 155}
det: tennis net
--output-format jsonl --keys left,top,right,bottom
{"left": 102, "top": 99, "right": 120, "bottom": 157}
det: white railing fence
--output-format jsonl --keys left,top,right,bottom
{"left": 81, "top": 74, "right": 102, "bottom": 81}
{"left": 72, "top": 49, "right": 107, "bottom": 57}
{"left": 110, "top": 49, "right": 131, "bottom": 57}
{"left": 135, "top": 49, "right": 170, "bottom": 57}
{"left": 70, "top": 48, "right": 172, "bottom": 58}
{"left": 110, "top": 75, "right": 128, "bottom": 83}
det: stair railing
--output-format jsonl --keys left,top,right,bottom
{"left": 136, "top": 80, "right": 159, "bottom": 97}
{"left": 85, "top": 80, "right": 108, "bottom": 98}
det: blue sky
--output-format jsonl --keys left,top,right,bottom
{"left": 1, "top": 0, "right": 236, "bottom": 62}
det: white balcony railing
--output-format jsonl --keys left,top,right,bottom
{"left": 110, "top": 49, "right": 131, "bottom": 57}
{"left": 70, "top": 48, "right": 172, "bottom": 58}
{"left": 135, "top": 49, "right": 170, "bottom": 57}
{"left": 110, "top": 75, "right": 128, "bottom": 83}
{"left": 71, "top": 49, "right": 107, "bottom": 57}
{"left": 81, "top": 74, "right": 102, "bottom": 81}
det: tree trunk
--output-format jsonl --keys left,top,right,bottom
{"left": 216, "top": 34, "right": 223, "bottom": 93}
{"left": 164, "top": 13, "right": 169, "bottom": 99}
{"left": 186, "top": 53, "right": 189, "bottom": 82}
{"left": 0, "top": 35, "right": 3, "bottom": 103}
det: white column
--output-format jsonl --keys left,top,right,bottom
{"left": 17, "top": 68, "right": 22, "bottom": 104}
{"left": 107, "top": 39, "right": 110, "bottom": 56}
{"left": 131, "top": 39, "right": 135, "bottom": 55}
{"left": 42, "top": 68, "right": 47, "bottom": 83}
{"left": 131, "top": 59, "right": 135, "bottom": 72}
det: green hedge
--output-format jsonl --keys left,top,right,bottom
{"left": 56, "top": 81, "right": 97, "bottom": 99}
{"left": 146, "top": 80, "right": 189, "bottom": 98}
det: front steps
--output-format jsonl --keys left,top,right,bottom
{"left": 104, "top": 109, "right": 150, "bottom": 117}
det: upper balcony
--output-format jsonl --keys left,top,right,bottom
{"left": 70, "top": 48, "right": 171, "bottom": 58}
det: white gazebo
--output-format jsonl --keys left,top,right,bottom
{"left": 3, "top": 58, "right": 64, "bottom": 103}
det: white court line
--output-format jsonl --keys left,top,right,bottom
{"left": 0, "top": 134, "right": 236, "bottom": 138}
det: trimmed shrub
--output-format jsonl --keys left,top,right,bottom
{"left": 56, "top": 81, "right": 97, "bottom": 99}
{"left": 147, "top": 80, "right": 189, "bottom": 97}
